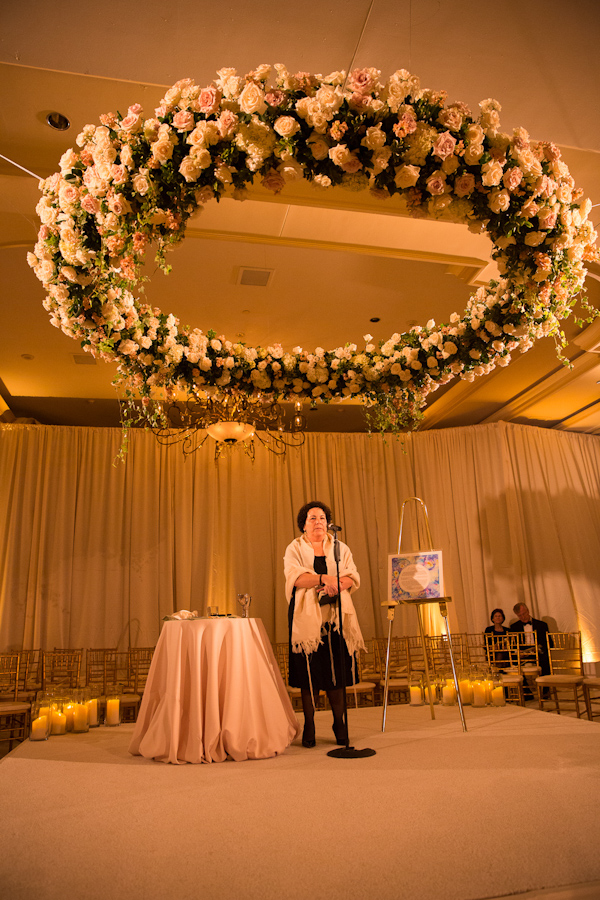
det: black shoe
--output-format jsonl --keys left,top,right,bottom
{"left": 302, "top": 727, "right": 316, "bottom": 748}
{"left": 332, "top": 720, "right": 348, "bottom": 746}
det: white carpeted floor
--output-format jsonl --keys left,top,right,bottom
{"left": 2, "top": 704, "right": 600, "bottom": 900}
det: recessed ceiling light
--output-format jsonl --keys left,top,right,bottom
{"left": 370, "top": 316, "right": 380, "bottom": 323}
{"left": 46, "top": 112, "right": 70, "bottom": 131}
{"left": 21, "top": 353, "right": 34, "bottom": 360}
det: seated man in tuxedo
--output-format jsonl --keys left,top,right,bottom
{"left": 510, "top": 603, "right": 552, "bottom": 680}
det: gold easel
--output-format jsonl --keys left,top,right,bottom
{"left": 381, "top": 497, "right": 467, "bottom": 733}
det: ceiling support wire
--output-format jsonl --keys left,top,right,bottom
{"left": 0, "top": 153, "right": 42, "bottom": 181}
{"left": 341, "top": 0, "right": 376, "bottom": 92}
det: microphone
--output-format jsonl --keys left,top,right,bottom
{"left": 329, "top": 524, "right": 342, "bottom": 533}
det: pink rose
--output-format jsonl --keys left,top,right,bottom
{"left": 453, "top": 173, "right": 475, "bottom": 197}
{"left": 340, "top": 154, "right": 362, "bottom": 174}
{"left": 120, "top": 112, "right": 142, "bottom": 133}
{"left": 217, "top": 110, "right": 238, "bottom": 139}
{"left": 426, "top": 171, "right": 447, "bottom": 195}
{"left": 261, "top": 169, "right": 286, "bottom": 193}
{"left": 432, "top": 131, "right": 457, "bottom": 160}
{"left": 346, "top": 67, "right": 379, "bottom": 94}
{"left": 172, "top": 110, "right": 195, "bottom": 132}
{"left": 503, "top": 167, "right": 523, "bottom": 192}
{"left": 265, "top": 90, "right": 285, "bottom": 107}
{"left": 197, "top": 86, "right": 222, "bottom": 115}
{"left": 537, "top": 208, "right": 558, "bottom": 230}
{"left": 107, "top": 193, "right": 131, "bottom": 216}
{"left": 81, "top": 194, "right": 101, "bottom": 214}
{"left": 196, "top": 186, "right": 215, "bottom": 204}
{"left": 393, "top": 110, "right": 417, "bottom": 138}
{"left": 110, "top": 164, "right": 127, "bottom": 185}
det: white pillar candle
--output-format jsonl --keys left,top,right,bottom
{"left": 106, "top": 698, "right": 120, "bottom": 726}
{"left": 425, "top": 684, "right": 438, "bottom": 705}
{"left": 442, "top": 684, "right": 456, "bottom": 705}
{"left": 491, "top": 686, "right": 505, "bottom": 706}
{"left": 51, "top": 710, "right": 66, "bottom": 735}
{"left": 86, "top": 699, "right": 99, "bottom": 726}
{"left": 64, "top": 703, "right": 75, "bottom": 732}
{"left": 459, "top": 679, "right": 473, "bottom": 705}
{"left": 472, "top": 682, "right": 487, "bottom": 707}
{"left": 409, "top": 686, "right": 422, "bottom": 706}
{"left": 484, "top": 679, "right": 493, "bottom": 704}
{"left": 30, "top": 715, "right": 49, "bottom": 740}
{"left": 73, "top": 703, "right": 89, "bottom": 732}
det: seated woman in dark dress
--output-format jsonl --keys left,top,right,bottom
{"left": 284, "top": 501, "right": 365, "bottom": 748}
{"left": 484, "top": 608, "right": 510, "bottom": 668}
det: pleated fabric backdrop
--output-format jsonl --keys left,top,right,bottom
{"left": 1, "top": 421, "right": 599, "bottom": 662}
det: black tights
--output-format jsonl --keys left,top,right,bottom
{"left": 301, "top": 687, "right": 345, "bottom": 738}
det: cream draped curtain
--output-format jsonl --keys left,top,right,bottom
{"left": 1, "top": 421, "right": 599, "bottom": 662}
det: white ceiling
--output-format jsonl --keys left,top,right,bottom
{"left": 1, "top": 0, "right": 599, "bottom": 433}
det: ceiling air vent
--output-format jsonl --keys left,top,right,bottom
{"left": 237, "top": 267, "right": 273, "bottom": 287}
{"left": 72, "top": 354, "right": 97, "bottom": 366}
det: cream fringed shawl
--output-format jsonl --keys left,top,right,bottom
{"left": 283, "top": 533, "right": 366, "bottom": 657}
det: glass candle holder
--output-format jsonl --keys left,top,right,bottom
{"left": 458, "top": 669, "right": 473, "bottom": 705}
{"left": 29, "top": 697, "right": 52, "bottom": 741}
{"left": 441, "top": 674, "right": 457, "bottom": 706}
{"left": 491, "top": 671, "right": 506, "bottom": 707}
{"left": 105, "top": 693, "right": 121, "bottom": 726}
{"left": 424, "top": 678, "right": 439, "bottom": 705}
{"left": 63, "top": 697, "right": 76, "bottom": 732}
{"left": 408, "top": 671, "right": 424, "bottom": 706}
{"left": 471, "top": 676, "right": 487, "bottom": 707}
{"left": 86, "top": 691, "right": 100, "bottom": 728}
{"left": 49, "top": 697, "right": 67, "bottom": 735}
{"left": 72, "top": 689, "right": 90, "bottom": 733}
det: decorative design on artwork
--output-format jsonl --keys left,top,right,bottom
{"left": 389, "top": 550, "right": 444, "bottom": 603}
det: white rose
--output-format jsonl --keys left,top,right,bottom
{"left": 238, "top": 82, "right": 267, "bottom": 115}
{"left": 273, "top": 116, "right": 300, "bottom": 138}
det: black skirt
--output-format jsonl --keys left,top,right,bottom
{"left": 288, "top": 556, "right": 356, "bottom": 691}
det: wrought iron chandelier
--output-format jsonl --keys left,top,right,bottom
{"left": 151, "top": 391, "right": 307, "bottom": 460}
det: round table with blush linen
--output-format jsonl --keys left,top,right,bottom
{"left": 128, "top": 618, "right": 300, "bottom": 764}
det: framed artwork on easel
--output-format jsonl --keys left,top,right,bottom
{"left": 388, "top": 550, "right": 444, "bottom": 603}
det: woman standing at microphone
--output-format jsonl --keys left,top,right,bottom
{"left": 283, "top": 501, "right": 365, "bottom": 748}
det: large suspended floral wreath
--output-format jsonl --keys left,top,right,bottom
{"left": 29, "top": 63, "right": 598, "bottom": 433}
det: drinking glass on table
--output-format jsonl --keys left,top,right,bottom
{"left": 236, "top": 593, "right": 251, "bottom": 618}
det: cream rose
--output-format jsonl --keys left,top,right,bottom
{"left": 394, "top": 164, "right": 420, "bottom": 188}
{"left": 273, "top": 116, "right": 300, "bottom": 139}
{"left": 238, "top": 81, "right": 267, "bottom": 115}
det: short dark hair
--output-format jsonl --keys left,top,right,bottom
{"left": 490, "top": 608, "right": 505, "bottom": 623}
{"left": 297, "top": 501, "right": 332, "bottom": 532}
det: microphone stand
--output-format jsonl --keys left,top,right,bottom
{"left": 327, "top": 526, "right": 376, "bottom": 760}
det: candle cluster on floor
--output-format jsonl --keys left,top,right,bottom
{"left": 29, "top": 689, "right": 122, "bottom": 741}
{"left": 408, "top": 669, "right": 506, "bottom": 708}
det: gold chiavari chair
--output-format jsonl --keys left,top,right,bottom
{"left": 583, "top": 676, "right": 600, "bottom": 722}
{"left": 465, "top": 633, "right": 488, "bottom": 668}
{"left": 86, "top": 648, "right": 117, "bottom": 696}
{"left": 345, "top": 651, "right": 377, "bottom": 708}
{"left": 272, "top": 642, "right": 303, "bottom": 710}
{"left": 42, "top": 650, "right": 82, "bottom": 691}
{"left": 484, "top": 633, "right": 525, "bottom": 705}
{"left": 535, "top": 632, "right": 585, "bottom": 717}
{"left": 427, "top": 634, "right": 456, "bottom": 674}
{"left": 0, "top": 653, "right": 30, "bottom": 749}
{"left": 17, "top": 649, "right": 43, "bottom": 700}
{"left": 406, "top": 635, "right": 426, "bottom": 672}
{"left": 122, "top": 648, "right": 155, "bottom": 721}
{"left": 375, "top": 636, "right": 410, "bottom": 704}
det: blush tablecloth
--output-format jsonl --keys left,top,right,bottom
{"left": 128, "top": 617, "right": 300, "bottom": 764}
